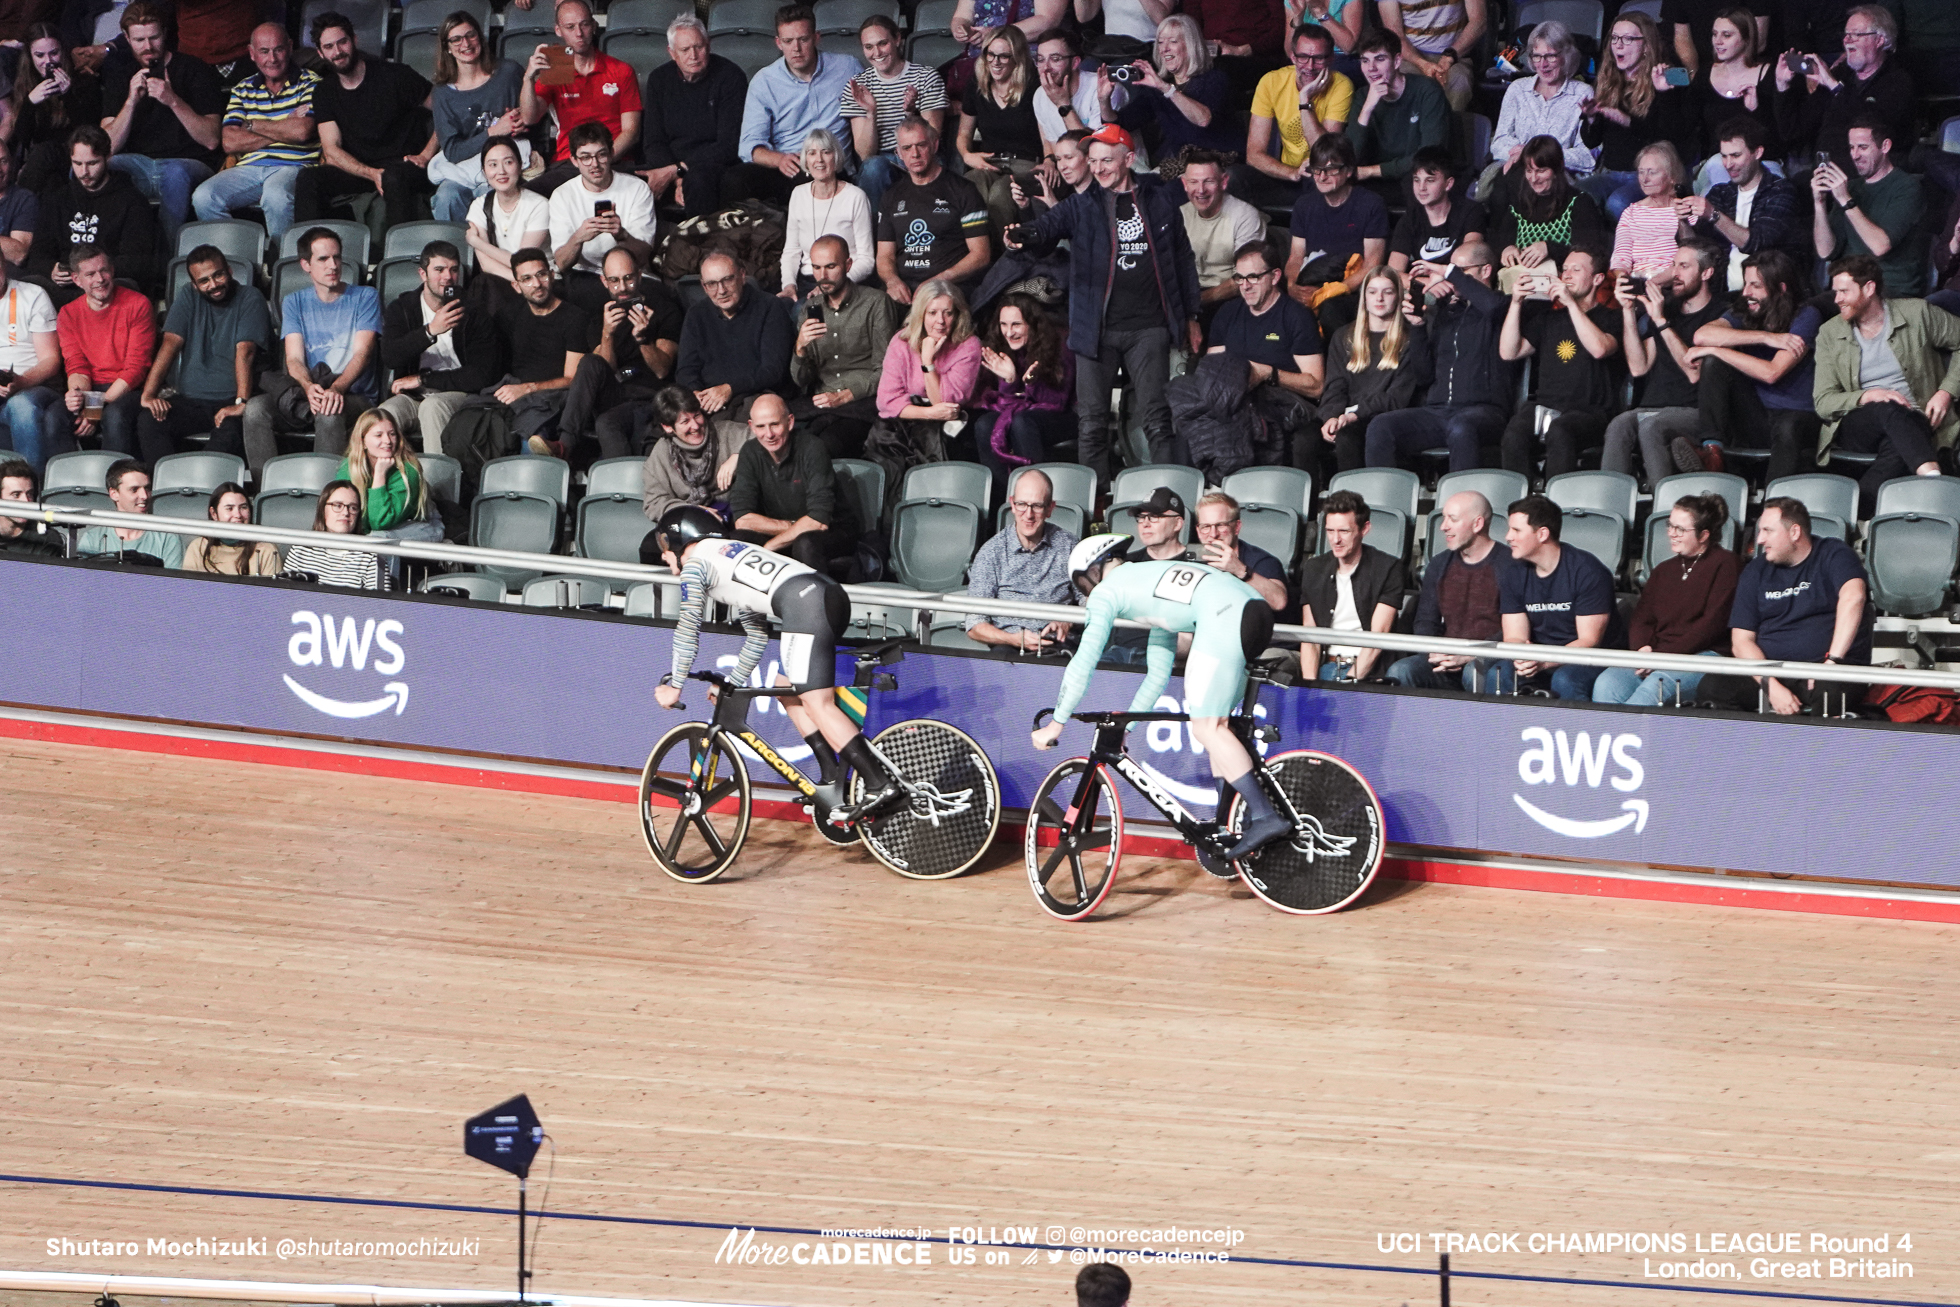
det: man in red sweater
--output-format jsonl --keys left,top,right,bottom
{"left": 52, "top": 245, "right": 157, "bottom": 462}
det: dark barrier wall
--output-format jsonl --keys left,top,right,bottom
{"left": 3, "top": 559, "right": 1955, "bottom": 889}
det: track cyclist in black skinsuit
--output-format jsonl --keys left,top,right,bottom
{"left": 651, "top": 505, "right": 900, "bottom": 824}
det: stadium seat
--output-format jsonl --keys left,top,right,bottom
{"left": 152, "top": 451, "right": 246, "bottom": 508}
{"left": 299, "top": 0, "right": 385, "bottom": 57}
{"left": 1112, "top": 463, "right": 1203, "bottom": 517}
{"left": 278, "top": 218, "right": 371, "bottom": 267}
{"left": 889, "top": 497, "right": 979, "bottom": 591}
{"left": 253, "top": 487, "right": 318, "bottom": 530}
{"left": 497, "top": 4, "right": 557, "bottom": 54}
{"left": 901, "top": 460, "right": 991, "bottom": 516}
{"left": 574, "top": 494, "right": 655, "bottom": 576}
{"left": 604, "top": 30, "right": 671, "bottom": 69}
{"left": 384, "top": 221, "right": 469, "bottom": 265}
{"left": 911, "top": 0, "right": 960, "bottom": 32}
{"left": 1945, "top": 115, "right": 1960, "bottom": 154}
{"left": 832, "top": 458, "right": 887, "bottom": 536}
{"left": 1009, "top": 462, "right": 1097, "bottom": 519}
{"left": 396, "top": 29, "right": 441, "bottom": 80}
{"left": 1223, "top": 465, "right": 1313, "bottom": 519}
{"left": 149, "top": 492, "right": 210, "bottom": 521}
{"left": 1435, "top": 468, "right": 1527, "bottom": 519}
{"left": 1516, "top": 0, "right": 1605, "bottom": 44}
{"left": 1329, "top": 466, "right": 1420, "bottom": 522}
{"left": 585, "top": 457, "right": 646, "bottom": 498}
{"left": 522, "top": 575, "right": 612, "bottom": 608}
{"left": 373, "top": 256, "right": 423, "bottom": 306}
{"left": 623, "top": 581, "right": 661, "bottom": 618}
{"left": 715, "top": 32, "right": 785, "bottom": 77}
{"left": 1546, "top": 469, "right": 1638, "bottom": 527}
{"left": 1651, "top": 471, "right": 1746, "bottom": 533}
{"left": 606, "top": 0, "right": 696, "bottom": 32}
{"left": 469, "top": 491, "right": 560, "bottom": 587}
{"left": 907, "top": 32, "right": 965, "bottom": 69}
{"left": 400, "top": 0, "right": 486, "bottom": 34}
{"left": 708, "top": 0, "right": 783, "bottom": 33}
{"left": 1767, "top": 473, "right": 1859, "bottom": 533}
{"left": 928, "top": 612, "right": 991, "bottom": 651}
{"left": 1865, "top": 512, "right": 1960, "bottom": 616}
{"left": 165, "top": 255, "right": 252, "bottom": 306}
{"left": 814, "top": 0, "right": 900, "bottom": 33}
{"left": 175, "top": 218, "right": 266, "bottom": 266}
{"left": 261, "top": 452, "right": 341, "bottom": 495}
{"left": 1872, "top": 476, "right": 1960, "bottom": 523}
{"left": 1237, "top": 503, "right": 1299, "bottom": 565}
{"left": 1559, "top": 506, "right": 1625, "bottom": 575}
{"left": 481, "top": 453, "right": 571, "bottom": 509}
{"left": 421, "top": 454, "right": 464, "bottom": 506}
{"left": 43, "top": 450, "right": 124, "bottom": 500}
{"left": 421, "top": 572, "right": 507, "bottom": 602}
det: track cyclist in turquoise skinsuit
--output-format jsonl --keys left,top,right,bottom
{"left": 1030, "top": 533, "right": 1292, "bottom": 864}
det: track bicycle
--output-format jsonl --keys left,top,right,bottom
{"left": 1026, "top": 663, "right": 1385, "bottom": 918}
{"left": 640, "top": 641, "right": 1002, "bottom": 883}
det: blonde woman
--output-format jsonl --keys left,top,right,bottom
{"left": 1316, "top": 266, "right": 1430, "bottom": 471}
{"left": 876, "top": 279, "right": 983, "bottom": 423}
{"left": 1580, "top": 10, "right": 1687, "bottom": 221}
{"left": 779, "top": 128, "right": 875, "bottom": 296}
{"left": 959, "top": 27, "right": 1048, "bottom": 233}
{"left": 337, "top": 408, "right": 442, "bottom": 542}
{"left": 1609, "top": 142, "right": 1688, "bottom": 277}
{"left": 1104, "top": 14, "right": 1237, "bottom": 155}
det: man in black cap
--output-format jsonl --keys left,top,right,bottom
{"left": 1124, "top": 485, "right": 1198, "bottom": 563}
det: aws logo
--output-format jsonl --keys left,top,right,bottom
{"left": 283, "top": 611, "right": 409, "bottom": 718}
{"left": 1512, "top": 726, "right": 1648, "bottom": 838}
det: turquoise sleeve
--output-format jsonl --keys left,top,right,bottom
{"left": 1054, "top": 603, "right": 1115, "bottom": 723}
{"left": 1129, "top": 629, "right": 1178, "bottom": 713}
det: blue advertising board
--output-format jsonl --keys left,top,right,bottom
{"left": 3, "top": 558, "right": 1955, "bottom": 888}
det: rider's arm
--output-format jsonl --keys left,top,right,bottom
{"left": 731, "top": 609, "right": 771, "bottom": 688}
{"left": 666, "top": 559, "right": 715, "bottom": 686}
{"left": 1129, "top": 629, "right": 1178, "bottom": 714}
{"left": 1053, "top": 604, "right": 1116, "bottom": 722}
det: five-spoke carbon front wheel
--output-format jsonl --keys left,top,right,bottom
{"left": 640, "top": 722, "right": 753, "bottom": 883}
{"left": 1024, "top": 757, "right": 1124, "bottom": 920}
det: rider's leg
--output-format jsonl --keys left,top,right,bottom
{"left": 1188, "top": 598, "right": 1292, "bottom": 861}
{"left": 772, "top": 574, "right": 899, "bottom": 816}
{"left": 778, "top": 687, "right": 843, "bottom": 784}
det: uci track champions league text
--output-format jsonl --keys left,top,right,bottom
{"left": 1376, "top": 1230, "right": 1917, "bottom": 1285}
{"left": 713, "top": 1223, "right": 1245, "bottom": 1273}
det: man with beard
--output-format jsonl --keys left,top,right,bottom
{"left": 1675, "top": 116, "right": 1805, "bottom": 292}
{"left": 558, "top": 246, "right": 685, "bottom": 460}
{"left": 30, "top": 125, "right": 161, "bottom": 302}
{"left": 293, "top": 11, "right": 437, "bottom": 231}
{"left": 378, "top": 241, "right": 502, "bottom": 457}
{"left": 1601, "top": 239, "right": 1727, "bottom": 484}
{"left": 1810, "top": 115, "right": 1927, "bottom": 299}
{"left": 789, "top": 234, "right": 900, "bottom": 459}
{"left": 137, "top": 244, "right": 271, "bottom": 464}
{"left": 1685, "top": 249, "right": 1822, "bottom": 481}
{"left": 495, "top": 247, "right": 590, "bottom": 452}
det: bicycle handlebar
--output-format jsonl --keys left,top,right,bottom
{"left": 1035, "top": 707, "right": 1190, "bottom": 727}
{"left": 688, "top": 670, "right": 802, "bottom": 698}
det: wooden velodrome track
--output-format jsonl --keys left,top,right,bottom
{"left": 2, "top": 734, "right": 1957, "bottom": 1307}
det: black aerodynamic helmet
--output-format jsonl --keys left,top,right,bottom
{"left": 655, "top": 504, "right": 727, "bottom": 556}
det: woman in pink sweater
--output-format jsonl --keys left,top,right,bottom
{"left": 1609, "top": 142, "right": 1689, "bottom": 280}
{"left": 876, "top": 279, "right": 984, "bottom": 422}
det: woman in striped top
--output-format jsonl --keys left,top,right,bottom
{"left": 281, "top": 480, "right": 389, "bottom": 591}
{"left": 1610, "top": 143, "right": 1689, "bottom": 279}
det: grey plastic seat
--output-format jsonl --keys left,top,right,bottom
{"left": 522, "top": 575, "right": 613, "bottom": 609}
{"left": 910, "top": 0, "right": 960, "bottom": 32}
{"left": 1766, "top": 473, "right": 1859, "bottom": 532}
{"left": 1872, "top": 476, "right": 1960, "bottom": 523}
{"left": 1546, "top": 469, "right": 1638, "bottom": 527}
{"left": 254, "top": 487, "right": 319, "bottom": 530}
{"left": 623, "top": 581, "right": 662, "bottom": 618}
{"left": 496, "top": 3, "right": 557, "bottom": 52}
{"left": 901, "top": 460, "right": 991, "bottom": 516}
{"left": 1651, "top": 471, "right": 1748, "bottom": 535}
{"left": 927, "top": 614, "right": 990, "bottom": 651}
{"left": 1329, "top": 466, "right": 1421, "bottom": 522}
{"left": 373, "top": 256, "right": 422, "bottom": 306}
{"left": 889, "top": 497, "right": 979, "bottom": 592}
{"left": 606, "top": 0, "right": 696, "bottom": 31}
{"left": 153, "top": 450, "right": 246, "bottom": 496}
{"left": 175, "top": 217, "right": 266, "bottom": 264}
{"left": 1559, "top": 507, "right": 1626, "bottom": 575}
{"left": 708, "top": 0, "right": 783, "bottom": 33}
{"left": 586, "top": 456, "right": 646, "bottom": 499}
{"left": 278, "top": 218, "right": 370, "bottom": 266}
{"left": 1516, "top": 0, "right": 1604, "bottom": 43}
{"left": 907, "top": 32, "right": 965, "bottom": 69}
{"left": 383, "top": 220, "right": 468, "bottom": 264}
{"left": 396, "top": 28, "right": 440, "bottom": 78}
{"left": 832, "top": 458, "right": 887, "bottom": 534}
{"left": 1237, "top": 503, "right": 1299, "bottom": 566}
{"left": 1112, "top": 463, "right": 1203, "bottom": 516}
{"left": 574, "top": 494, "right": 656, "bottom": 573}
{"left": 44, "top": 449, "right": 125, "bottom": 496}
{"left": 603, "top": 30, "right": 671, "bottom": 68}
{"left": 420, "top": 572, "right": 506, "bottom": 602}
{"left": 1434, "top": 468, "right": 1528, "bottom": 520}
{"left": 469, "top": 491, "right": 560, "bottom": 587}
{"left": 1866, "top": 513, "right": 1960, "bottom": 616}
{"left": 148, "top": 492, "right": 211, "bottom": 521}
{"left": 1222, "top": 465, "right": 1313, "bottom": 519}
{"left": 1009, "top": 462, "right": 1097, "bottom": 520}
{"left": 420, "top": 453, "right": 463, "bottom": 505}
{"left": 398, "top": 0, "right": 484, "bottom": 34}
{"left": 814, "top": 0, "right": 900, "bottom": 32}
{"left": 709, "top": 31, "right": 783, "bottom": 76}
{"left": 481, "top": 453, "right": 571, "bottom": 508}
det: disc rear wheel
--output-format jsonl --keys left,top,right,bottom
{"left": 851, "top": 719, "right": 1002, "bottom": 879}
{"left": 1024, "top": 758, "right": 1123, "bottom": 920}
{"left": 1223, "top": 750, "right": 1384, "bottom": 914}
{"left": 640, "top": 722, "right": 752, "bottom": 883}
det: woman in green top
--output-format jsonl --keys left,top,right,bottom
{"left": 338, "top": 409, "right": 441, "bottom": 542}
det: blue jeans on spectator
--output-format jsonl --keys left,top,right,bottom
{"left": 432, "top": 179, "right": 483, "bottom": 223}
{"left": 1578, "top": 168, "right": 1639, "bottom": 223}
{"left": 1484, "top": 659, "right": 1604, "bottom": 699}
{"left": 1365, "top": 402, "right": 1506, "bottom": 472}
{"left": 1385, "top": 653, "right": 1511, "bottom": 692}
{"left": 110, "top": 153, "right": 213, "bottom": 251}
{"left": 46, "top": 390, "right": 142, "bottom": 460}
{"left": 1592, "top": 653, "right": 1716, "bottom": 706}
{"left": 193, "top": 162, "right": 301, "bottom": 239}
{"left": 856, "top": 151, "right": 905, "bottom": 211}
{"left": 0, "top": 386, "right": 62, "bottom": 473}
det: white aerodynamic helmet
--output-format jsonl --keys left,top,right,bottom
{"left": 1068, "top": 533, "right": 1133, "bottom": 597}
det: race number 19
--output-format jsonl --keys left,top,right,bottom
{"left": 1153, "top": 565, "right": 1204, "bottom": 603}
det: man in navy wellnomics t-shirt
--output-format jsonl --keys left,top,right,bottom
{"left": 1697, "top": 497, "right": 1872, "bottom": 715}
{"left": 1497, "top": 494, "right": 1624, "bottom": 699}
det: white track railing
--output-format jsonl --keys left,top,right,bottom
{"left": 7, "top": 499, "right": 1959, "bottom": 692}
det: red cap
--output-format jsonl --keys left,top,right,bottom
{"left": 1085, "top": 123, "right": 1134, "bottom": 150}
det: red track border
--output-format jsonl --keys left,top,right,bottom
{"left": 7, "top": 713, "right": 1957, "bottom": 925}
